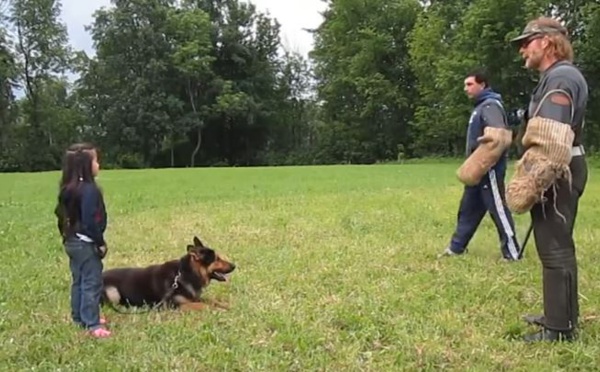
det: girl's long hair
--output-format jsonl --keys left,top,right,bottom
{"left": 60, "top": 142, "right": 97, "bottom": 191}
{"left": 55, "top": 142, "right": 102, "bottom": 238}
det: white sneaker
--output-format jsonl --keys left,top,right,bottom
{"left": 437, "top": 247, "right": 467, "bottom": 258}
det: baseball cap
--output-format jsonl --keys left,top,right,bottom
{"left": 510, "top": 20, "right": 568, "bottom": 43}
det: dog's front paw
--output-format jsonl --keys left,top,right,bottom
{"left": 209, "top": 299, "right": 230, "bottom": 310}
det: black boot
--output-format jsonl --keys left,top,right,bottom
{"left": 523, "top": 328, "right": 576, "bottom": 342}
{"left": 542, "top": 267, "right": 578, "bottom": 331}
{"left": 522, "top": 267, "right": 578, "bottom": 342}
{"left": 522, "top": 314, "right": 545, "bottom": 327}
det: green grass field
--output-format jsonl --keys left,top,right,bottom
{"left": 2, "top": 161, "right": 600, "bottom": 370}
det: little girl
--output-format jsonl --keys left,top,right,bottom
{"left": 54, "top": 142, "right": 111, "bottom": 338}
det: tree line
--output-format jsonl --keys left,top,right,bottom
{"left": 1, "top": 0, "right": 600, "bottom": 172}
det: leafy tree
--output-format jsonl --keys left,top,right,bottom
{"left": 311, "top": 0, "right": 422, "bottom": 163}
{"left": 9, "top": 0, "right": 74, "bottom": 170}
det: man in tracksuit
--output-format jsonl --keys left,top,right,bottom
{"left": 440, "top": 70, "right": 522, "bottom": 261}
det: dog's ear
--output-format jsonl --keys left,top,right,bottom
{"left": 190, "top": 248, "right": 216, "bottom": 264}
{"left": 187, "top": 244, "right": 195, "bottom": 252}
{"left": 193, "top": 236, "right": 204, "bottom": 247}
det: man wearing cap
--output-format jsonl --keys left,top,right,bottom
{"left": 507, "top": 16, "right": 588, "bottom": 342}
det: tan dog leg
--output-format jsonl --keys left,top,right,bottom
{"left": 174, "top": 295, "right": 208, "bottom": 311}
{"left": 205, "top": 298, "right": 230, "bottom": 310}
{"left": 179, "top": 302, "right": 210, "bottom": 311}
{"left": 175, "top": 295, "right": 228, "bottom": 311}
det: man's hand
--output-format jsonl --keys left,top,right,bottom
{"left": 456, "top": 126, "right": 512, "bottom": 186}
{"left": 96, "top": 244, "right": 108, "bottom": 259}
{"left": 506, "top": 115, "right": 575, "bottom": 214}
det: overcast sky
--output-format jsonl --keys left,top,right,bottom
{"left": 59, "top": 0, "right": 327, "bottom": 57}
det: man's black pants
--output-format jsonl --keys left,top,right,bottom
{"left": 531, "top": 154, "right": 587, "bottom": 331}
{"left": 449, "top": 168, "right": 521, "bottom": 260}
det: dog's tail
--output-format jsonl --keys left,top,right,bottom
{"left": 101, "top": 286, "right": 150, "bottom": 314}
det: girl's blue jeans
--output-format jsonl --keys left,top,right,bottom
{"left": 64, "top": 237, "right": 104, "bottom": 330}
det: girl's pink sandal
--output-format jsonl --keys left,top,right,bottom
{"left": 88, "top": 327, "right": 111, "bottom": 338}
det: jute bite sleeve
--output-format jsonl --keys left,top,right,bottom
{"left": 505, "top": 116, "right": 574, "bottom": 214}
{"left": 457, "top": 126, "right": 512, "bottom": 186}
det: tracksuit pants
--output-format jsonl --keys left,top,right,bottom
{"left": 449, "top": 168, "right": 521, "bottom": 260}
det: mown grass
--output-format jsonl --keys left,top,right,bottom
{"left": 2, "top": 161, "right": 600, "bottom": 370}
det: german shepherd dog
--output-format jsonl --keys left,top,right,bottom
{"left": 101, "top": 236, "right": 235, "bottom": 312}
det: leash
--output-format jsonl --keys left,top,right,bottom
{"left": 518, "top": 221, "right": 533, "bottom": 259}
{"left": 104, "top": 270, "right": 182, "bottom": 315}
